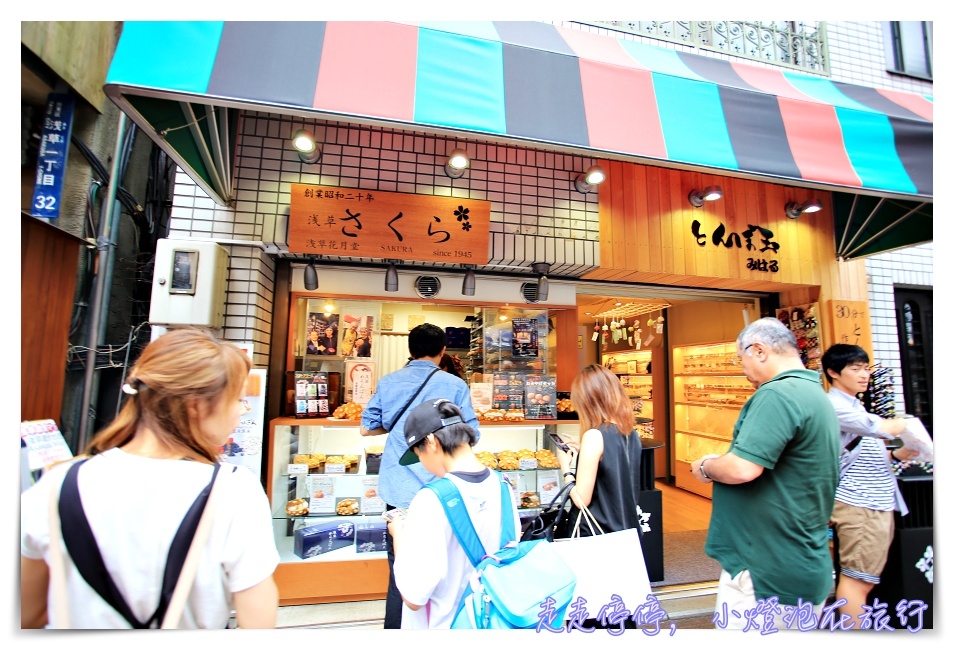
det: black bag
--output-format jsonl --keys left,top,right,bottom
{"left": 521, "top": 480, "right": 575, "bottom": 542}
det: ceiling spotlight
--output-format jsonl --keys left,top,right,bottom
{"left": 291, "top": 128, "right": 321, "bottom": 164}
{"left": 574, "top": 164, "right": 606, "bottom": 194}
{"left": 785, "top": 199, "right": 824, "bottom": 220}
{"left": 384, "top": 262, "right": 399, "bottom": 292}
{"left": 462, "top": 265, "right": 476, "bottom": 296}
{"left": 444, "top": 148, "right": 471, "bottom": 179}
{"left": 688, "top": 185, "right": 724, "bottom": 207}
{"left": 303, "top": 255, "right": 318, "bottom": 291}
{"left": 531, "top": 262, "right": 550, "bottom": 302}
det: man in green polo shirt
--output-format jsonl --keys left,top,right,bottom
{"left": 691, "top": 317, "right": 839, "bottom": 631}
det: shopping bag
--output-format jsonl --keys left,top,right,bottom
{"left": 550, "top": 504, "right": 651, "bottom": 617}
{"left": 900, "top": 416, "right": 933, "bottom": 463}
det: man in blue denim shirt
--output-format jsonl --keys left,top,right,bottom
{"left": 360, "top": 323, "right": 479, "bottom": 628}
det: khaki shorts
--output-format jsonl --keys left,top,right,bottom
{"left": 830, "top": 500, "right": 895, "bottom": 582}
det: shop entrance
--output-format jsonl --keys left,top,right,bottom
{"left": 575, "top": 289, "right": 762, "bottom": 587}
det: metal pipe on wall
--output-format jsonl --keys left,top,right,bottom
{"left": 78, "top": 112, "right": 127, "bottom": 450}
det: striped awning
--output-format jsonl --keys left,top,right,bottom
{"left": 105, "top": 20, "right": 933, "bottom": 207}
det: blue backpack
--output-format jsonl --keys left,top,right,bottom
{"left": 426, "top": 475, "right": 577, "bottom": 629}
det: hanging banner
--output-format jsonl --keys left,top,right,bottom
{"left": 288, "top": 184, "right": 490, "bottom": 264}
{"left": 31, "top": 93, "right": 75, "bottom": 219}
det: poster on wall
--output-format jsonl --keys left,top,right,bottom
{"left": 345, "top": 360, "right": 376, "bottom": 404}
{"left": 524, "top": 376, "right": 557, "bottom": 419}
{"left": 220, "top": 369, "right": 266, "bottom": 476}
{"left": 306, "top": 313, "right": 340, "bottom": 356}
{"left": 341, "top": 315, "right": 374, "bottom": 358}
{"left": 511, "top": 318, "right": 539, "bottom": 358}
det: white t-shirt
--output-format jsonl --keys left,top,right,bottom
{"left": 393, "top": 470, "right": 520, "bottom": 629}
{"left": 20, "top": 448, "right": 280, "bottom": 628}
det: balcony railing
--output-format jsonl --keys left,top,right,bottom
{"left": 585, "top": 21, "right": 830, "bottom": 75}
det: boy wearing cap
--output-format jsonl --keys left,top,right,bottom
{"left": 386, "top": 398, "right": 520, "bottom": 629}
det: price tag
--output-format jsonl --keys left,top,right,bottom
{"left": 518, "top": 458, "right": 538, "bottom": 470}
{"left": 325, "top": 463, "right": 346, "bottom": 474}
{"left": 287, "top": 463, "right": 308, "bottom": 475}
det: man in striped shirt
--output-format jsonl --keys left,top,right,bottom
{"left": 822, "top": 344, "right": 918, "bottom": 629}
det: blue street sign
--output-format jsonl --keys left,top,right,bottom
{"left": 31, "top": 93, "right": 75, "bottom": 219}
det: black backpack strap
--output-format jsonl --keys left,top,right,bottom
{"left": 153, "top": 462, "right": 224, "bottom": 626}
{"left": 60, "top": 458, "right": 145, "bottom": 628}
{"left": 59, "top": 459, "right": 225, "bottom": 628}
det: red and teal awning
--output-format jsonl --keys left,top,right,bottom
{"left": 106, "top": 20, "right": 932, "bottom": 210}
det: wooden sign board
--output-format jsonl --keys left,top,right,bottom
{"left": 289, "top": 184, "right": 490, "bottom": 264}
{"left": 827, "top": 299, "right": 874, "bottom": 358}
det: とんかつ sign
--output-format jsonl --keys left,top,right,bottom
{"left": 289, "top": 185, "right": 490, "bottom": 265}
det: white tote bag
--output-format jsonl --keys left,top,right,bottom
{"left": 550, "top": 502, "right": 652, "bottom": 617}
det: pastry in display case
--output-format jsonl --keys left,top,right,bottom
{"left": 672, "top": 342, "right": 752, "bottom": 499}
{"left": 267, "top": 419, "right": 556, "bottom": 588}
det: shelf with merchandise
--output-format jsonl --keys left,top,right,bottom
{"left": 671, "top": 341, "right": 749, "bottom": 499}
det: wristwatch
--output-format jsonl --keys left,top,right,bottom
{"left": 699, "top": 458, "right": 712, "bottom": 480}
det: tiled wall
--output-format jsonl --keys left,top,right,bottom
{"left": 169, "top": 114, "right": 602, "bottom": 359}
{"left": 864, "top": 242, "right": 933, "bottom": 414}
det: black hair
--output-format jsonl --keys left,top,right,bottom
{"left": 408, "top": 323, "right": 447, "bottom": 359}
{"left": 422, "top": 400, "right": 477, "bottom": 454}
{"left": 821, "top": 343, "right": 869, "bottom": 384}
{"left": 439, "top": 353, "right": 461, "bottom": 377}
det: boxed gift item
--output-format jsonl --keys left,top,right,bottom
{"left": 293, "top": 520, "right": 356, "bottom": 559}
{"left": 294, "top": 372, "right": 330, "bottom": 418}
{"left": 355, "top": 521, "right": 389, "bottom": 553}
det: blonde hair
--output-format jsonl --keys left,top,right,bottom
{"left": 86, "top": 328, "right": 252, "bottom": 463}
{"left": 570, "top": 364, "right": 634, "bottom": 434}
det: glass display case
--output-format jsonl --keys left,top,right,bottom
{"left": 470, "top": 306, "right": 548, "bottom": 381}
{"left": 671, "top": 342, "right": 753, "bottom": 498}
{"left": 265, "top": 417, "right": 560, "bottom": 603}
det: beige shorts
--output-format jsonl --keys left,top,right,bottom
{"left": 830, "top": 500, "right": 895, "bottom": 583}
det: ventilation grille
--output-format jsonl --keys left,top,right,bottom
{"left": 520, "top": 282, "right": 540, "bottom": 303}
{"left": 415, "top": 275, "right": 441, "bottom": 298}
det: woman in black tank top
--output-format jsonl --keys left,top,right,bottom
{"left": 558, "top": 364, "right": 643, "bottom": 537}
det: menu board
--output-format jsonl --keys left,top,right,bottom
{"left": 524, "top": 375, "right": 557, "bottom": 419}
{"left": 492, "top": 373, "right": 525, "bottom": 411}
